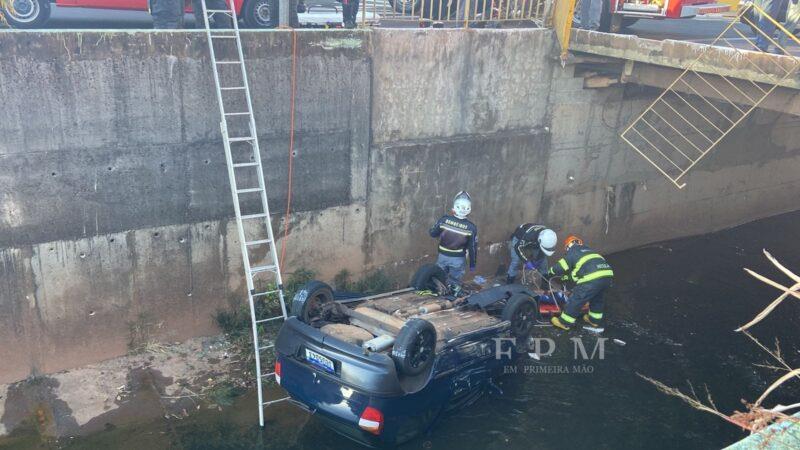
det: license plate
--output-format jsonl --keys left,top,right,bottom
{"left": 305, "top": 348, "right": 335, "bottom": 374}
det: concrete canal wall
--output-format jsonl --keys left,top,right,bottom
{"left": 1, "top": 28, "right": 799, "bottom": 384}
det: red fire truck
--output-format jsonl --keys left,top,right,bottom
{"left": 1, "top": 0, "right": 274, "bottom": 28}
{"left": 602, "top": 0, "right": 732, "bottom": 32}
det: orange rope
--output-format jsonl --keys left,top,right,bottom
{"left": 279, "top": 30, "right": 298, "bottom": 271}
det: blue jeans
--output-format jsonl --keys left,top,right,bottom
{"left": 507, "top": 238, "right": 524, "bottom": 280}
{"left": 778, "top": 0, "right": 800, "bottom": 48}
{"left": 580, "top": 0, "right": 603, "bottom": 31}
{"left": 755, "top": 0, "right": 790, "bottom": 50}
{"left": 436, "top": 254, "right": 466, "bottom": 282}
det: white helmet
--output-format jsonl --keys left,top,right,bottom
{"left": 538, "top": 228, "right": 557, "bottom": 256}
{"left": 452, "top": 191, "right": 472, "bottom": 219}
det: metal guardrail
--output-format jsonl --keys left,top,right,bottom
{"left": 360, "top": 0, "right": 548, "bottom": 27}
{"left": 620, "top": 3, "right": 800, "bottom": 189}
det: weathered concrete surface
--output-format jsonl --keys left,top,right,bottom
{"left": 1, "top": 28, "right": 800, "bottom": 387}
{"left": 570, "top": 29, "right": 800, "bottom": 89}
{"left": 0, "top": 336, "right": 235, "bottom": 439}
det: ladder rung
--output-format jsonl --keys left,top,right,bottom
{"left": 236, "top": 187, "right": 262, "bottom": 193}
{"left": 240, "top": 213, "right": 268, "bottom": 220}
{"left": 215, "top": 61, "right": 240, "bottom": 65}
{"left": 261, "top": 371, "right": 275, "bottom": 378}
{"left": 205, "top": 9, "right": 233, "bottom": 13}
{"left": 233, "top": 162, "right": 259, "bottom": 168}
{"left": 221, "top": 86, "right": 246, "bottom": 91}
{"left": 246, "top": 238, "right": 272, "bottom": 246}
{"left": 263, "top": 397, "right": 290, "bottom": 406}
{"left": 256, "top": 315, "right": 285, "bottom": 324}
{"left": 228, "top": 136, "right": 255, "bottom": 142}
{"left": 225, "top": 112, "right": 250, "bottom": 116}
{"left": 252, "top": 289, "right": 279, "bottom": 297}
{"left": 250, "top": 264, "right": 277, "bottom": 274}
{"left": 211, "top": 35, "right": 237, "bottom": 39}
{"left": 260, "top": 343, "right": 275, "bottom": 350}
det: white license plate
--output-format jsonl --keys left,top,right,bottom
{"left": 305, "top": 348, "right": 335, "bottom": 374}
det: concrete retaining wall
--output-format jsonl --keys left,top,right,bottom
{"left": 1, "top": 28, "right": 799, "bottom": 384}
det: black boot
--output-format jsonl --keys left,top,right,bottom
{"left": 506, "top": 275, "right": 516, "bottom": 285}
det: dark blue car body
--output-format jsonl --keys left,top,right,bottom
{"left": 275, "top": 304, "right": 519, "bottom": 447}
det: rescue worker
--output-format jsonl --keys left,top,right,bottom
{"left": 429, "top": 191, "right": 478, "bottom": 282}
{"left": 150, "top": 0, "right": 185, "bottom": 29}
{"left": 339, "top": 0, "right": 359, "bottom": 29}
{"left": 548, "top": 235, "right": 614, "bottom": 331}
{"left": 192, "top": 0, "right": 232, "bottom": 28}
{"left": 506, "top": 224, "right": 557, "bottom": 285}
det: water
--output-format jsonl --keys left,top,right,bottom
{"left": 4, "top": 212, "right": 800, "bottom": 449}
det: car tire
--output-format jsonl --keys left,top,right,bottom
{"left": 502, "top": 293, "right": 537, "bottom": 339}
{"left": 392, "top": 318, "right": 437, "bottom": 377}
{"left": 291, "top": 280, "right": 334, "bottom": 324}
{"left": 2, "top": 0, "right": 51, "bottom": 29}
{"left": 598, "top": 0, "right": 612, "bottom": 32}
{"left": 621, "top": 17, "right": 638, "bottom": 29}
{"left": 242, "top": 0, "right": 273, "bottom": 28}
{"left": 410, "top": 263, "right": 448, "bottom": 293}
{"left": 388, "top": 0, "right": 421, "bottom": 15}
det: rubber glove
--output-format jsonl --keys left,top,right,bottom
{"left": 524, "top": 261, "right": 538, "bottom": 271}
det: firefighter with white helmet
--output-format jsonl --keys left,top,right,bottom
{"left": 429, "top": 192, "right": 478, "bottom": 281}
{"left": 506, "top": 224, "right": 557, "bottom": 284}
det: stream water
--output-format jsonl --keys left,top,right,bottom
{"left": 3, "top": 211, "right": 800, "bottom": 450}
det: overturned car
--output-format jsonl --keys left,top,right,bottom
{"left": 274, "top": 264, "right": 554, "bottom": 447}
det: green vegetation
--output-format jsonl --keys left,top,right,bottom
{"left": 333, "top": 269, "right": 394, "bottom": 294}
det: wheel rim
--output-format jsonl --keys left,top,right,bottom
{"left": 512, "top": 302, "right": 535, "bottom": 336}
{"left": 252, "top": 0, "right": 271, "bottom": 26}
{"left": 408, "top": 330, "right": 434, "bottom": 369}
{"left": 303, "top": 294, "right": 327, "bottom": 322}
{"left": 8, "top": 0, "right": 39, "bottom": 22}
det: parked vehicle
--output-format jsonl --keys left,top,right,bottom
{"left": 604, "top": 0, "right": 731, "bottom": 32}
{"left": 1, "top": 0, "right": 274, "bottom": 29}
{"left": 274, "top": 263, "right": 548, "bottom": 447}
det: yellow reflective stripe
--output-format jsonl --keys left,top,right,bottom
{"left": 560, "top": 312, "right": 577, "bottom": 324}
{"left": 558, "top": 259, "right": 569, "bottom": 271}
{"left": 571, "top": 253, "right": 603, "bottom": 280}
{"left": 588, "top": 311, "right": 603, "bottom": 320}
{"left": 576, "top": 269, "right": 614, "bottom": 284}
{"left": 439, "top": 245, "right": 462, "bottom": 252}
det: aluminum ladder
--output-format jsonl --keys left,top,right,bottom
{"left": 200, "top": 0, "right": 289, "bottom": 427}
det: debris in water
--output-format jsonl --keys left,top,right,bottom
{"left": 583, "top": 326, "right": 604, "bottom": 334}
{"left": 473, "top": 275, "right": 486, "bottom": 285}
{"left": 528, "top": 352, "right": 541, "bottom": 360}
{"left": 613, "top": 339, "right": 626, "bottom": 346}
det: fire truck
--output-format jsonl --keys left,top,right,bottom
{"left": 601, "top": 0, "right": 733, "bottom": 32}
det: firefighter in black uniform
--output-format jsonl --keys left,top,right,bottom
{"left": 506, "top": 223, "right": 557, "bottom": 284}
{"left": 429, "top": 191, "right": 478, "bottom": 282}
{"left": 548, "top": 235, "right": 614, "bottom": 330}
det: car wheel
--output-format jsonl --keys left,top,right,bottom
{"left": 410, "top": 263, "right": 448, "bottom": 294}
{"left": 502, "top": 293, "right": 537, "bottom": 339}
{"left": 2, "top": 0, "right": 51, "bottom": 29}
{"left": 598, "top": 0, "right": 612, "bottom": 32}
{"left": 388, "top": 0, "right": 422, "bottom": 15}
{"left": 242, "top": 0, "right": 273, "bottom": 28}
{"left": 392, "top": 318, "right": 437, "bottom": 376}
{"left": 621, "top": 17, "right": 638, "bottom": 29}
{"left": 291, "top": 281, "right": 334, "bottom": 324}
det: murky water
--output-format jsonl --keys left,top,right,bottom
{"left": 4, "top": 212, "right": 800, "bottom": 449}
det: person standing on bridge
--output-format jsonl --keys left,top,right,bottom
{"left": 754, "top": 0, "right": 790, "bottom": 51}
{"left": 150, "top": 0, "right": 184, "bottom": 29}
{"left": 506, "top": 223, "right": 557, "bottom": 285}
{"left": 778, "top": 0, "right": 800, "bottom": 49}
{"left": 548, "top": 235, "right": 614, "bottom": 331}
{"left": 430, "top": 191, "right": 478, "bottom": 282}
{"left": 577, "top": 0, "right": 603, "bottom": 31}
